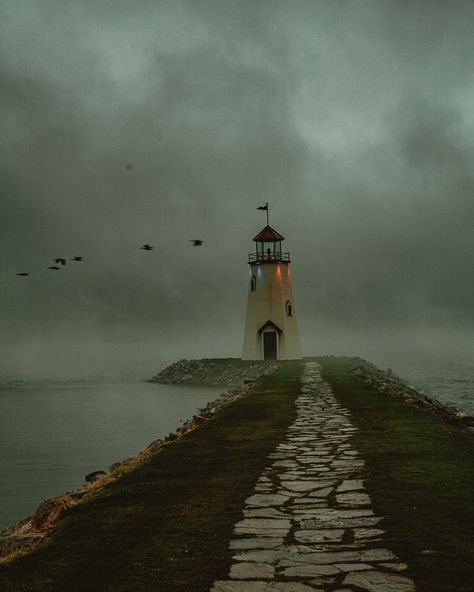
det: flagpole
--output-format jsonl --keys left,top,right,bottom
{"left": 266, "top": 202, "right": 269, "bottom": 226}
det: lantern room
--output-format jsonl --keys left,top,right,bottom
{"left": 248, "top": 225, "right": 290, "bottom": 264}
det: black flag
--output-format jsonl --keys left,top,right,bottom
{"left": 257, "top": 203, "right": 268, "bottom": 211}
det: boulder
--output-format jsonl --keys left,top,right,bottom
{"left": 85, "top": 470, "right": 107, "bottom": 483}
{"left": 31, "top": 495, "right": 76, "bottom": 531}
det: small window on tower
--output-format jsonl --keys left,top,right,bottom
{"left": 251, "top": 275, "right": 257, "bottom": 292}
{"left": 286, "top": 300, "right": 292, "bottom": 316}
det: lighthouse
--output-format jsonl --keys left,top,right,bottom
{"left": 242, "top": 210, "right": 302, "bottom": 361}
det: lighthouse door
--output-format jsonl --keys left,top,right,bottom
{"left": 263, "top": 331, "right": 278, "bottom": 360}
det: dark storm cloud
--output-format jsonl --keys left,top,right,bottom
{"left": 1, "top": 0, "right": 474, "bottom": 374}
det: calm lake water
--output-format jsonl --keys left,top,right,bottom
{"left": 0, "top": 380, "right": 222, "bottom": 530}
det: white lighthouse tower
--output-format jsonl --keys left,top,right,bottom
{"left": 242, "top": 209, "right": 302, "bottom": 361}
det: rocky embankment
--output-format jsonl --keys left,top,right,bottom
{"left": 0, "top": 359, "right": 280, "bottom": 563}
{"left": 351, "top": 357, "right": 474, "bottom": 430}
{"left": 148, "top": 358, "right": 279, "bottom": 386}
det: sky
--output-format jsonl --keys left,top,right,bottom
{"left": 1, "top": 0, "right": 474, "bottom": 378}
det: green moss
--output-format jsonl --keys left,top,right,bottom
{"left": 319, "top": 356, "right": 474, "bottom": 592}
{"left": 0, "top": 362, "right": 302, "bottom": 592}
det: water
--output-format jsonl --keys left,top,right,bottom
{"left": 392, "top": 359, "right": 474, "bottom": 415}
{"left": 0, "top": 379, "right": 222, "bottom": 530}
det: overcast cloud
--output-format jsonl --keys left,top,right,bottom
{"left": 1, "top": 1, "right": 474, "bottom": 377}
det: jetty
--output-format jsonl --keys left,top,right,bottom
{"left": 1, "top": 357, "right": 474, "bottom": 592}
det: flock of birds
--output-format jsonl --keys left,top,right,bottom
{"left": 15, "top": 241, "right": 204, "bottom": 276}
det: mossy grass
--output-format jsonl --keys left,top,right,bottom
{"left": 318, "top": 356, "right": 474, "bottom": 592}
{"left": 0, "top": 361, "right": 303, "bottom": 592}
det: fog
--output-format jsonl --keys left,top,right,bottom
{"left": 1, "top": 1, "right": 474, "bottom": 379}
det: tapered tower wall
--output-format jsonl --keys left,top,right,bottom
{"left": 242, "top": 261, "right": 302, "bottom": 360}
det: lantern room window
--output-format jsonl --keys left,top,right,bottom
{"left": 286, "top": 300, "right": 293, "bottom": 316}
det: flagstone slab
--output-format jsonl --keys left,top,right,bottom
{"left": 235, "top": 518, "right": 291, "bottom": 529}
{"left": 291, "top": 509, "right": 332, "bottom": 518}
{"left": 245, "top": 495, "right": 290, "bottom": 507}
{"left": 294, "top": 529, "right": 345, "bottom": 543}
{"left": 337, "top": 479, "right": 364, "bottom": 492}
{"left": 266, "top": 583, "right": 319, "bottom": 592}
{"left": 230, "top": 539, "right": 284, "bottom": 550}
{"left": 296, "top": 508, "right": 374, "bottom": 522}
{"left": 244, "top": 508, "right": 290, "bottom": 519}
{"left": 299, "top": 516, "right": 382, "bottom": 529}
{"left": 380, "top": 562, "right": 408, "bottom": 572}
{"left": 291, "top": 497, "right": 330, "bottom": 505}
{"left": 308, "top": 487, "right": 333, "bottom": 498}
{"left": 230, "top": 562, "right": 274, "bottom": 580}
{"left": 343, "top": 570, "right": 416, "bottom": 591}
{"left": 336, "top": 492, "right": 371, "bottom": 506}
{"left": 358, "top": 549, "right": 397, "bottom": 562}
{"left": 272, "top": 460, "right": 299, "bottom": 468}
{"left": 211, "top": 582, "right": 268, "bottom": 592}
{"left": 280, "top": 481, "right": 330, "bottom": 492}
{"left": 335, "top": 563, "right": 374, "bottom": 572}
{"left": 282, "top": 564, "right": 339, "bottom": 577}
{"left": 235, "top": 528, "right": 290, "bottom": 537}
{"left": 233, "top": 550, "right": 279, "bottom": 564}
{"left": 353, "top": 528, "right": 385, "bottom": 540}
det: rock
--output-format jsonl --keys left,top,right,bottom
{"left": 85, "top": 470, "right": 107, "bottom": 483}
{"left": 283, "top": 564, "right": 339, "bottom": 576}
{"left": 245, "top": 494, "right": 289, "bottom": 507}
{"left": 0, "top": 532, "right": 46, "bottom": 556}
{"left": 294, "top": 528, "right": 345, "bottom": 543}
{"left": 31, "top": 495, "right": 76, "bottom": 531}
{"left": 211, "top": 581, "right": 268, "bottom": 591}
{"left": 230, "top": 538, "right": 284, "bottom": 550}
{"left": 343, "top": 570, "right": 415, "bottom": 591}
{"left": 229, "top": 562, "right": 274, "bottom": 579}
{"left": 337, "top": 479, "right": 364, "bottom": 492}
{"left": 148, "top": 359, "right": 279, "bottom": 387}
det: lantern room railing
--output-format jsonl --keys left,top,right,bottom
{"left": 248, "top": 251, "right": 290, "bottom": 263}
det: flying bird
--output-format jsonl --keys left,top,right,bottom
{"left": 125, "top": 163, "right": 133, "bottom": 170}
{"left": 140, "top": 244, "right": 154, "bottom": 251}
{"left": 47, "top": 266, "right": 61, "bottom": 270}
{"left": 70, "top": 256, "right": 83, "bottom": 261}
{"left": 16, "top": 272, "right": 29, "bottom": 276}
{"left": 54, "top": 258, "right": 66, "bottom": 266}
{"left": 190, "top": 240, "right": 204, "bottom": 246}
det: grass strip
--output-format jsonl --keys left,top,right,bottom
{"left": 319, "top": 356, "right": 474, "bottom": 592}
{"left": 0, "top": 362, "right": 302, "bottom": 592}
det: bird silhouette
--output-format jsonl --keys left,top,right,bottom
{"left": 70, "top": 256, "right": 83, "bottom": 261}
{"left": 16, "top": 272, "right": 29, "bottom": 276}
{"left": 140, "top": 244, "right": 154, "bottom": 251}
{"left": 48, "top": 266, "right": 61, "bottom": 270}
{"left": 190, "top": 240, "right": 204, "bottom": 246}
{"left": 54, "top": 258, "right": 66, "bottom": 266}
{"left": 125, "top": 163, "right": 133, "bottom": 171}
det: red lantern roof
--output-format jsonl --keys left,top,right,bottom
{"left": 252, "top": 225, "right": 285, "bottom": 242}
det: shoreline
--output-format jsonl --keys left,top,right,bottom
{"left": 346, "top": 356, "right": 474, "bottom": 430}
{"left": 0, "top": 360, "right": 280, "bottom": 562}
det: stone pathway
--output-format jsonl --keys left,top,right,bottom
{"left": 210, "top": 362, "right": 416, "bottom": 592}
